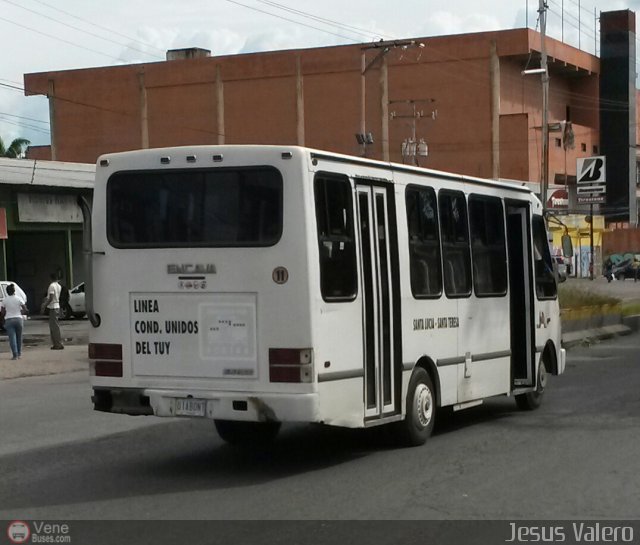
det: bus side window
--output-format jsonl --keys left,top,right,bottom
{"left": 532, "top": 215, "right": 557, "bottom": 299}
{"left": 438, "top": 190, "right": 472, "bottom": 298}
{"left": 468, "top": 195, "right": 507, "bottom": 297}
{"left": 405, "top": 185, "right": 442, "bottom": 298}
{"left": 314, "top": 175, "right": 358, "bottom": 301}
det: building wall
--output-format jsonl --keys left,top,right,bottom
{"left": 24, "top": 29, "right": 601, "bottom": 185}
{"left": 603, "top": 228, "right": 640, "bottom": 255}
{"left": 0, "top": 159, "right": 93, "bottom": 313}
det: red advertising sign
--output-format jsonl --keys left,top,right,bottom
{"left": 546, "top": 189, "right": 569, "bottom": 209}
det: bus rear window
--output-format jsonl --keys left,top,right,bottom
{"left": 107, "top": 167, "right": 282, "bottom": 247}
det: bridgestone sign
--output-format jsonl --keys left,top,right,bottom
{"left": 576, "top": 156, "right": 606, "bottom": 204}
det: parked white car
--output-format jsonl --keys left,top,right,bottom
{"left": 65, "top": 282, "right": 86, "bottom": 319}
{"left": 0, "top": 280, "right": 27, "bottom": 304}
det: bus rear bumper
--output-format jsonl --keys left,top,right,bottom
{"left": 94, "top": 387, "right": 321, "bottom": 423}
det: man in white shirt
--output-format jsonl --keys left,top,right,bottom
{"left": 45, "top": 273, "right": 64, "bottom": 350}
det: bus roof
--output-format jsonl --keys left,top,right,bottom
{"left": 96, "top": 144, "right": 537, "bottom": 199}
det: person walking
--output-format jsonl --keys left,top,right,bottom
{"left": 45, "top": 273, "right": 64, "bottom": 350}
{"left": 0, "top": 283, "right": 28, "bottom": 359}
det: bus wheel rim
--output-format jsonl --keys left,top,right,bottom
{"left": 538, "top": 362, "right": 547, "bottom": 391}
{"left": 415, "top": 383, "right": 433, "bottom": 428}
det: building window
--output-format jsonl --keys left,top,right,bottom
{"left": 593, "top": 145, "right": 599, "bottom": 154}
{"left": 581, "top": 143, "right": 587, "bottom": 152}
{"left": 555, "top": 138, "right": 562, "bottom": 147}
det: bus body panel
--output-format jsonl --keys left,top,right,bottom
{"left": 87, "top": 145, "right": 564, "bottom": 431}
{"left": 90, "top": 147, "right": 316, "bottom": 399}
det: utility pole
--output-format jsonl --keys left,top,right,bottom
{"left": 359, "top": 40, "right": 425, "bottom": 158}
{"left": 540, "top": 0, "right": 550, "bottom": 212}
{"left": 390, "top": 99, "right": 435, "bottom": 166}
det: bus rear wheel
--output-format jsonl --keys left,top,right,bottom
{"left": 214, "top": 419, "right": 281, "bottom": 446}
{"left": 396, "top": 367, "right": 436, "bottom": 447}
{"left": 515, "top": 360, "right": 547, "bottom": 410}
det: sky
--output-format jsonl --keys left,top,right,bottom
{"left": 0, "top": 0, "right": 637, "bottom": 149}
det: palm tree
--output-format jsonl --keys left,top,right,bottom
{"left": 0, "top": 136, "right": 30, "bottom": 158}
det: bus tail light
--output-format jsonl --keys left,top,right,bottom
{"left": 269, "top": 348, "right": 313, "bottom": 383}
{"left": 89, "top": 343, "right": 123, "bottom": 377}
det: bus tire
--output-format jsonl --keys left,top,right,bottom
{"left": 214, "top": 419, "right": 281, "bottom": 446}
{"left": 515, "top": 360, "right": 547, "bottom": 410}
{"left": 396, "top": 367, "right": 436, "bottom": 446}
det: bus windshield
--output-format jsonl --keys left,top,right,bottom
{"left": 107, "top": 167, "right": 283, "bottom": 248}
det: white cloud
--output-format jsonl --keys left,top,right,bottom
{"left": 417, "top": 11, "right": 504, "bottom": 37}
{"left": 0, "top": 0, "right": 635, "bottom": 146}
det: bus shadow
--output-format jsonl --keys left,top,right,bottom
{"left": 434, "top": 396, "right": 521, "bottom": 435}
{"left": 0, "top": 420, "right": 400, "bottom": 512}
{"left": 2, "top": 400, "right": 523, "bottom": 513}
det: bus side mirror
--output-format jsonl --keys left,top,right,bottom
{"left": 561, "top": 234, "right": 573, "bottom": 258}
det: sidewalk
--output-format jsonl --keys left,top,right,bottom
{"left": 0, "top": 335, "right": 88, "bottom": 380}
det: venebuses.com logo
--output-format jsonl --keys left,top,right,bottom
{"left": 6, "top": 520, "right": 71, "bottom": 543}
{"left": 6, "top": 521, "right": 30, "bottom": 544}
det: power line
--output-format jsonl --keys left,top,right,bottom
{"left": 0, "top": 14, "right": 126, "bottom": 62}
{"left": 0, "top": 81, "right": 25, "bottom": 93}
{"left": 223, "top": 0, "right": 366, "bottom": 43}
{"left": 0, "top": 0, "right": 163, "bottom": 61}
{"left": 0, "top": 116, "right": 50, "bottom": 135}
{"left": 0, "top": 77, "right": 24, "bottom": 86}
{"left": 29, "top": 0, "right": 166, "bottom": 56}
{"left": 0, "top": 111, "right": 49, "bottom": 125}
{"left": 255, "top": 0, "right": 392, "bottom": 41}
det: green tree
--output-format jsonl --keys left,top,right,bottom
{"left": 0, "top": 136, "right": 30, "bottom": 158}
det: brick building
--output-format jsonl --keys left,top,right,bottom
{"left": 24, "top": 27, "right": 604, "bottom": 186}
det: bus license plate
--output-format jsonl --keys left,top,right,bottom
{"left": 175, "top": 398, "right": 207, "bottom": 417}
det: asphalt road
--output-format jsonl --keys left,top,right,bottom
{"left": 1, "top": 331, "right": 639, "bottom": 529}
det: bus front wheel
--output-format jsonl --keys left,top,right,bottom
{"left": 396, "top": 367, "right": 436, "bottom": 447}
{"left": 214, "top": 419, "right": 281, "bottom": 446}
{"left": 515, "top": 360, "right": 547, "bottom": 410}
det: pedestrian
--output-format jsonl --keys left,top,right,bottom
{"left": 45, "top": 273, "right": 64, "bottom": 350}
{"left": 0, "top": 283, "right": 28, "bottom": 360}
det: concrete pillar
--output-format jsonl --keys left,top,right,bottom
{"left": 48, "top": 79, "right": 57, "bottom": 161}
{"left": 490, "top": 41, "right": 500, "bottom": 180}
{"left": 380, "top": 57, "right": 389, "bottom": 161}
{"left": 65, "top": 229, "right": 74, "bottom": 288}
{"left": 138, "top": 71, "right": 149, "bottom": 149}
{"left": 216, "top": 65, "right": 225, "bottom": 145}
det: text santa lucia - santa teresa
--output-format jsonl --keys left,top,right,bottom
{"left": 507, "top": 523, "right": 635, "bottom": 543}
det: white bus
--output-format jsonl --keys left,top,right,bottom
{"left": 79, "top": 145, "right": 566, "bottom": 446}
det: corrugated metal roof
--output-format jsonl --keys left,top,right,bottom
{"left": 0, "top": 158, "right": 94, "bottom": 189}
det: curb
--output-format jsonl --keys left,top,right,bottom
{"left": 561, "top": 324, "right": 632, "bottom": 349}
{"left": 560, "top": 306, "right": 639, "bottom": 349}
